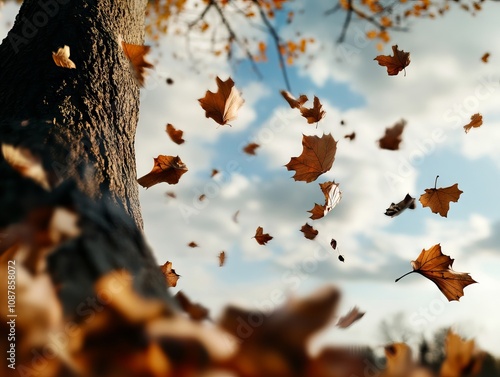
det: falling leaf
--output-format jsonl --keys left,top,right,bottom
{"left": 137, "top": 155, "right": 188, "bottom": 188}
{"left": 188, "top": 242, "right": 198, "bottom": 248}
{"left": 382, "top": 343, "right": 415, "bottom": 377}
{"left": 253, "top": 226, "right": 273, "bottom": 245}
{"left": 175, "top": 291, "right": 210, "bottom": 321}
{"left": 378, "top": 119, "right": 406, "bottom": 150}
{"left": 1, "top": 144, "right": 50, "bottom": 189}
{"left": 330, "top": 239, "right": 337, "bottom": 250}
{"left": 337, "top": 307, "right": 365, "bottom": 328}
{"left": 464, "top": 113, "right": 483, "bottom": 133}
{"left": 374, "top": 45, "right": 410, "bottom": 76}
{"left": 300, "top": 223, "right": 318, "bottom": 240}
{"left": 52, "top": 45, "right": 76, "bottom": 69}
{"left": 210, "top": 168, "right": 219, "bottom": 177}
{"left": 285, "top": 133, "right": 337, "bottom": 182}
{"left": 198, "top": 194, "right": 206, "bottom": 202}
{"left": 338, "top": 255, "right": 345, "bottom": 263}
{"left": 395, "top": 244, "right": 477, "bottom": 301}
{"left": 198, "top": 76, "right": 244, "bottom": 125}
{"left": 243, "top": 142, "right": 260, "bottom": 155}
{"left": 280, "top": 90, "right": 308, "bottom": 109}
{"left": 340, "top": 120, "right": 346, "bottom": 126}
{"left": 419, "top": 176, "right": 462, "bottom": 217}
{"left": 300, "top": 96, "right": 326, "bottom": 124}
{"left": 165, "top": 123, "right": 185, "bottom": 144}
{"left": 385, "top": 193, "right": 416, "bottom": 217}
{"left": 166, "top": 77, "right": 174, "bottom": 85}
{"left": 160, "top": 261, "right": 180, "bottom": 287}
{"left": 218, "top": 251, "right": 226, "bottom": 267}
{"left": 165, "top": 191, "right": 176, "bottom": 198}
{"left": 121, "top": 41, "right": 154, "bottom": 86}
{"left": 344, "top": 132, "right": 356, "bottom": 141}
{"left": 308, "top": 181, "right": 342, "bottom": 220}
{"left": 481, "top": 52, "right": 490, "bottom": 63}
{"left": 440, "top": 330, "right": 484, "bottom": 377}
{"left": 232, "top": 210, "right": 240, "bottom": 223}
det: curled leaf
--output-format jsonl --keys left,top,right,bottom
{"left": 337, "top": 306, "right": 365, "bottom": 328}
{"left": 300, "top": 96, "right": 326, "bottom": 124}
{"left": 52, "top": 45, "right": 76, "bottom": 69}
{"left": 137, "top": 155, "right": 188, "bottom": 188}
{"left": 160, "top": 261, "right": 180, "bottom": 287}
{"left": 385, "top": 193, "right": 416, "bottom": 217}
{"left": 253, "top": 226, "right": 273, "bottom": 245}
{"left": 218, "top": 251, "right": 226, "bottom": 267}
{"left": 378, "top": 119, "right": 406, "bottom": 150}
{"left": 308, "top": 181, "right": 342, "bottom": 220}
{"left": 280, "top": 90, "right": 308, "bottom": 109}
{"left": 198, "top": 76, "right": 244, "bottom": 126}
{"left": 165, "top": 123, "right": 185, "bottom": 144}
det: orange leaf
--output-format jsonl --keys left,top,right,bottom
{"left": 211, "top": 168, "right": 219, "bottom": 177}
{"left": 165, "top": 123, "right": 185, "bottom": 144}
{"left": 308, "top": 181, "right": 342, "bottom": 220}
{"left": 463, "top": 113, "right": 483, "bottom": 133}
{"left": 300, "top": 96, "right": 326, "bottom": 124}
{"left": 419, "top": 177, "right": 462, "bottom": 217}
{"left": 188, "top": 241, "right": 198, "bottom": 248}
{"left": 384, "top": 193, "right": 416, "bottom": 217}
{"left": 160, "top": 261, "right": 180, "bottom": 287}
{"left": 253, "top": 226, "right": 273, "bottom": 245}
{"left": 121, "top": 41, "right": 154, "bottom": 86}
{"left": 137, "top": 155, "right": 188, "bottom": 188}
{"left": 285, "top": 133, "right": 337, "bottom": 182}
{"left": 374, "top": 45, "right": 410, "bottom": 76}
{"left": 378, "top": 119, "right": 406, "bottom": 150}
{"left": 52, "top": 45, "right": 76, "bottom": 69}
{"left": 336, "top": 306, "right": 365, "bottom": 328}
{"left": 218, "top": 251, "right": 226, "bottom": 267}
{"left": 300, "top": 223, "right": 318, "bottom": 240}
{"left": 481, "top": 52, "right": 490, "bottom": 63}
{"left": 440, "top": 330, "right": 484, "bottom": 376}
{"left": 395, "top": 244, "right": 477, "bottom": 301}
{"left": 243, "top": 142, "right": 260, "bottom": 155}
{"left": 198, "top": 76, "right": 244, "bottom": 126}
{"left": 175, "top": 291, "right": 210, "bottom": 321}
{"left": 280, "top": 90, "right": 308, "bottom": 109}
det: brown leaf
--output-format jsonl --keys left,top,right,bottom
{"left": 344, "top": 132, "right": 356, "bottom": 141}
{"left": 464, "top": 113, "right": 483, "bottom": 133}
{"left": 165, "top": 123, "right": 185, "bottom": 144}
{"left": 211, "top": 168, "right": 219, "bottom": 177}
{"left": 308, "top": 181, "right": 342, "bottom": 220}
{"left": 280, "top": 90, "right": 308, "bottom": 109}
{"left": 218, "top": 251, "right": 226, "bottom": 267}
{"left": 188, "top": 242, "right": 198, "bottom": 248}
{"left": 175, "top": 291, "right": 210, "bottom": 321}
{"left": 1, "top": 144, "right": 50, "bottom": 190}
{"left": 300, "top": 223, "right": 319, "bottom": 240}
{"left": 300, "top": 96, "right": 326, "bottom": 124}
{"left": 419, "top": 177, "right": 462, "bottom": 217}
{"left": 198, "top": 194, "right": 206, "bottom": 202}
{"left": 137, "top": 155, "right": 188, "bottom": 188}
{"left": 481, "top": 52, "right": 490, "bottom": 63}
{"left": 286, "top": 133, "right": 337, "bottom": 182}
{"left": 330, "top": 239, "right": 337, "bottom": 250}
{"left": 374, "top": 45, "right": 410, "bottom": 76}
{"left": 121, "top": 41, "right": 154, "bottom": 86}
{"left": 336, "top": 306, "right": 365, "bottom": 329}
{"left": 253, "top": 226, "right": 273, "bottom": 245}
{"left": 440, "top": 330, "right": 484, "bottom": 377}
{"left": 382, "top": 343, "right": 415, "bottom": 377}
{"left": 52, "top": 45, "right": 76, "bottom": 69}
{"left": 198, "top": 76, "right": 244, "bottom": 125}
{"left": 160, "top": 261, "right": 180, "bottom": 287}
{"left": 384, "top": 193, "right": 416, "bottom": 217}
{"left": 166, "top": 191, "right": 176, "bottom": 198}
{"left": 378, "top": 119, "right": 406, "bottom": 150}
{"left": 243, "top": 142, "right": 260, "bottom": 155}
{"left": 395, "top": 244, "right": 477, "bottom": 301}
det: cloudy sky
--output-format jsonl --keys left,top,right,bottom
{"left": 2, "top": 1, "right": 500, "bottom": 356}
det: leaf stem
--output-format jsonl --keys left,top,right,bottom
{"left": 434, "top": 175, "right": 439, "bottom": 189}
{"left": 395, "top": 270, "right": 414, "bottom": 282}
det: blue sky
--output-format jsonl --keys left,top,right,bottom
{"left": 2, "top": 0, "right": 500, "bottom": 357}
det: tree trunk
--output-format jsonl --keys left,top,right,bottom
{"left": 0, "top": 1, "right": 172, "bottom": 315}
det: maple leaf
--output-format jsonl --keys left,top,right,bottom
{"left": 188, "top": 241, "right": 198, "bottom": 248}
{"left": 198, "top": 76, "right": 244, "bottom": 126}
{"left": 378, "top": 119, "right": 406, "bottom": 150}
{"left": 300, "top": 223, "right": 318, "bottom": 240}
{"left": 52, "top": 45, "right": 76, "bottom": 69}
{"left": 253, "top": 226, "right": 273, "bottom": 245}
{"left": 243, "top": 142, "right": 260, "bottom": 155}
{"left": 464, "top": 113, "right": 483, "bottom": 133}
{"left": 121, "top": 41, "right": 154, "bottom": 86}
{"left": 336, "top": 306, "right": 365, "bottom": 328}
{"left": 384, "top": 193, "right": 416, "bottom": 217}
{"left": 160, "top": 261, "right": 180, "bottom": 287}
{"left": 286, "top": 133, "right": 337, "bottom": 182}
{"left": 137, "top": 155, "right": 188, "bottom": 188}
{"left": 395, "top": 244, "right": 477, "bottom": 301}
{"left": 308, "top": 181, "right": 342, "bottom": 220}
{"left": 300, "top": 96, "right": 326, "bottom": 125}
{"left": 481, "top": 52, "right": 490, "bottom": 63}
{"left": 419, "top": 176, "right": 463, "bottom": 217}
{"left": 218, "top": 251, "right": 226, "bottom": 267}
{"left": 175, "top": 291, "right": 210, "bottom": 321}
{"left": 374, "top": 45, "right": 410, "bottom": 76}
{"left": 280, "top": 90, "right": 308, "bottom": 109}
{"left": 165, "top": 123, "right": 185, "bottom": 144}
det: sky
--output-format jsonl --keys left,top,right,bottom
{"left": 2, "top": 0, "right": 500, "bottom": 357}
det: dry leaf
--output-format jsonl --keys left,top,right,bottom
{"left": 166, "top": 191, "right": 176, "bottom": 198}
{"left": 52, "top": 45, "right": 76, "bottom": 69}
{"left": 218, "top": 251, "right": 226, "bottom": 267}
{"left": 330, "top": 239, "right": 337, "bottom": 250}
{"left": 166, "top": 77, "right": 174, "bottom": 85}
{"left": 286, "top": 133, "right": 337, "bottom": 182}
{"left": 440, "top": 330, "right": 484, "bottom": 377}
{"left": 308, "top": 181, "right": 342, "bottom": 220}
{"left": 1, "top": 143, "right": 50, "bottom": 189}
{"left": 243, "top": 142, "right": 260, "bottom": 155}
{"left": 300, "top": 223, "right": 319, "bottom": 240}
{"left": 198, "top": 194, "right": 206, "bottom": 202}
{"left": 336, "top": 306, "right": 365, "bottom": 328}
{"left": 385, "top": 193, "right": 416, "bottom": 217}
{"left": 211, "top": 168, "right": 219, "bottom": 177}
{"left": 160, "top": 261, "right": 180, "bottom": 287}
{"left": 481, "top": 52, "right": 490, "bottom": 63}
{"left": 280, "top": 90, "right": 308, "bottom": 109}
{"left": 300, "top": 96, "right": 326, "bottom": 124}
{"left": 253, "top": 226, "right": 273, "bottom": 245}
{"left": 175, "top": 291, "right": 210, "bottom": 321}
{"left": 344, "top": 132, "right": 356, "bottom": 141}
{"left": 198, "top": 76, "right": 244, "bottom": 125}
{"left": 378, "top": 120, "right": 406, "bottom": 150}
{"left": 121, "top": 41, "right": 154, "bottom": 86}
{"left": 188, "top": 241, "right": 198, "bottom": 248}
{"left": 137, "top": 155, "right": 188, "bottom": 188}
{"left": 463, "top": 113, "right": 483, "bottom": 133}
{"left": 374, "top": 45, "right": 410, "bottom": 76}
{"left": 419, "top": 176, "right": 462, "bottom": 217}
{"left": 166, "top": 123, "right": 185, "bottom": 144}
{"left": 232, "top": 210, "right": 240, "bottom": 223}
{"left": 395, "top": 244, "right": 477, "bottom": 301}
{"left": 381, "top": 343, "right": 414, "bottom": 377}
